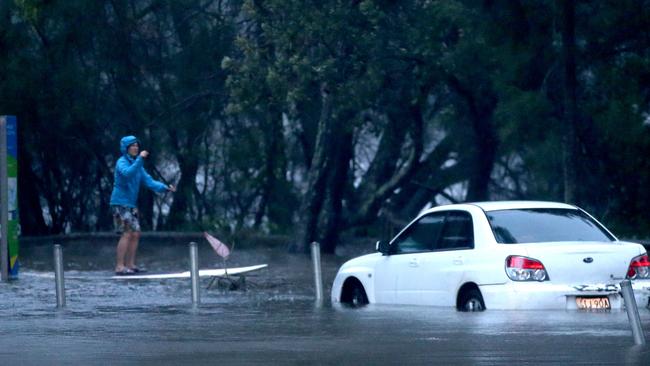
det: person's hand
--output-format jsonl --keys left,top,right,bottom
{"left": 139, "top": 150, "right": 149, "bottom": 158}
{"left": 167, "top": 184, "right": 176, "bottom": 192}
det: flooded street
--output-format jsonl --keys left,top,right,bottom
{"left": 2, "top": 239, "right": 650, "bottom": 365}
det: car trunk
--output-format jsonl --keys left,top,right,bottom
{"left": 520, "top": 242, "right": 642, "bottom": 284}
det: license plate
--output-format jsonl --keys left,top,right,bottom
{"left": 576, "top": 297, "right": 611, "bottom": 310}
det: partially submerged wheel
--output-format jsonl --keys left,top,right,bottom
{"left": 341, "top": 279, "right": 369, "bottom": 307}
{"left": 458, "top": 288, "right": 485, "bottom": 312}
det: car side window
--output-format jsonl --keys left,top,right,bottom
{"left": 436, "top": 211, "right": 474, "bottom": 250}
{"left": 392, "top": 213, "right": 445, "bottom": 254}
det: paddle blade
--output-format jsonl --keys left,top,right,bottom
{"left": 203, "top": 232, "right": 231, "bottom": 259}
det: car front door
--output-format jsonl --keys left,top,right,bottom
{"left": 385, "top": 212, "right": 445, "bottom": 305}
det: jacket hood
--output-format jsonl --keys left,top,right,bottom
{"left": 120, "top": 136, "right": 139, "bottom": 155}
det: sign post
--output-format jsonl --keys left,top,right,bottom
{"left": 0, "top": 116, "right": 18, "bottom": 281}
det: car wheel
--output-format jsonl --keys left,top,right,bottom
{"left": 350, "top": 285, "right": 368, "bottom": 307}
{"left": 342, "top": 280, "right": 369, "bottom": 307}
{"left": 459, "top": 288, "right": 485, "bottom": 312}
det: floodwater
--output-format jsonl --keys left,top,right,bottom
{"left": 1, "top": 239, "right": 650, "bottom": 365}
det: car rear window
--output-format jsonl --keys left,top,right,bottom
{"left": 486, "top": 208, "right": 615, "bottom": 244}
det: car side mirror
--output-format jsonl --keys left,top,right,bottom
{"left": 376, "top": 240, "right": 390, "bottom": 255}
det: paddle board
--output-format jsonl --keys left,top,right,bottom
{"left": 110, "top": 264, "right": 268, "bottom": 280}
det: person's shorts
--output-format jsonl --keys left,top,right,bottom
{"left": 112, "top": 206, "right": 141, "bottom": 233}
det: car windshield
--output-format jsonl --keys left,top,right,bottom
{"left": 486, "top": 208, "right": 615, "bottom": 244}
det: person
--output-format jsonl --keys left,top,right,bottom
{"left": 110, "top": 135, "right": 176, "bottom": 275}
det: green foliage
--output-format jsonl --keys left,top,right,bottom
{"left": 1, "top": 0, "right": 649, "bottom": 242}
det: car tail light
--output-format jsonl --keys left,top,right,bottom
{"left": 505, "top": 255, "right": 549, "bottom": 282}
{"left": 626, "top": 253, "right": 650, "bottom": 279}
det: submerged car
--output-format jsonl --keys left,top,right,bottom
{"left": 331, "top": 201, "right": 650, "bottom": 311}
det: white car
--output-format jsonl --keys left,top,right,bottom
{"left": 331, "top": 201, "right": 650, "bottom": 310}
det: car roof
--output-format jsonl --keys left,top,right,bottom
{"left": 436, "top": 200, "right": 578, "bottom": 212}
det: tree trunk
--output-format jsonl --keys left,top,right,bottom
{"left": 385, "top": 133, "right": 466, "bottom": 220}
{"left": 446, "top": 75, "right": 498, "bottom": 202}
{"left": 254, "top": 108, "right": 284, "bottom": 228}
{"left": 560, "top": 0, "right": 578, "bottom": 204}
{"left": 17, "top": 142, "right": 48, "bottom": 235}
{"left": 355, "top": 115, "right": 408, "bottom": 198}
{"left": 465, "top": 113, "right": 498, "bottom": 202}
{"left": 290, "top": 83, "right": 333, "bottom": 253}
{"left": 349, "top": 112, "right": 408, "bottom": 224}
{"left": 96, "top": 178, "right": 114, "bottom": 232}
{"left": 348, "top": 105, "right": 424, "bottom": 227}
{"left": 164, "top": 156, "right": 198, "bottom": 230}
{"left": 321, "top": 120, "right": 354, "bottom": 254}
{"left": 162, "top": 127, "right": 200, "bottom": 229}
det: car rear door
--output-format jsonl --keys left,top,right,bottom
{"left": 417, "top": 211, "right": 476, "bottom": 306}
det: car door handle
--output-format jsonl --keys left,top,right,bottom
{"left": 409, "top": 258, "right": 419, "bottom": 267}
{"left": 453, "top": 257, "right": 463, "bottom": 265}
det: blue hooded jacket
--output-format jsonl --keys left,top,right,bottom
{"left": 110, "top": 136, "right": 168, "bottom": 207}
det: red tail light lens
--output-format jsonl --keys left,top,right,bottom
{"left": 505, "top": 255, "right": 549, "bottom": 282}
{"left": 626, "top": 254, "right": 650, "bottom": 279}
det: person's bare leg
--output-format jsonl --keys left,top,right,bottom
{"left": 125, "top": 231, "right": 141, "bottom": 269}
{"left": 115, "top": 231, "right": 131, "bottom": 272}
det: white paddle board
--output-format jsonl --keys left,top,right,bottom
{"left": 111, "top": 264, "right": 268, "bottom": 280}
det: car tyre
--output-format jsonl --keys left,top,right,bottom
{"left": 459, "top": 288, "right": 485, "bottom": 312}
{"left": 350, "top": 285, "right": 368, "bottom": 307}
{"left": 342, "top": 280, "right": 369, "bottom": 307}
